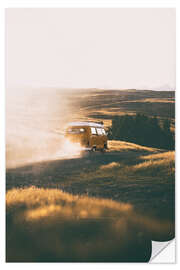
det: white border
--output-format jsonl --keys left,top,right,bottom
{"left": 1, "top": 0, "right": 178, "bottom": 268}
{"left": 2, "top": 0, "right": 177, "bottom": 8}
{"left": 0, "top": 3, "right": 5, "bottom": 267}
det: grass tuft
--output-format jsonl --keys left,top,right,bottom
{"left": 6, "top": 187, "right": 174, "bottom": 262}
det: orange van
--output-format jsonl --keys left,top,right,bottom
{"left": 65, "top": 121, "right": 108, "bottom": 151}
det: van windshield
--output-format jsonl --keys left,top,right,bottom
{"left": 97, "top": 128, "right": 106, "bottom": 135}
{"left": 67, "top": 128, "right": 85, "bottom": 134}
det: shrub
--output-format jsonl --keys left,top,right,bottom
{"left": 108, "top": 114, "right": 174, "bottom": 150}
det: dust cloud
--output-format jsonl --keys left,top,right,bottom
{"left": 6, "top": 87, "right": 83, "bottom": 168}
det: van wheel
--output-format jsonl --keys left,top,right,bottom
{"left": 91, "top": 146, "right": 96, "bottom": 152}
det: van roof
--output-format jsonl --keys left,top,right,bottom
{"left": 67, "top": 121, "right": 104, "bottom": 128}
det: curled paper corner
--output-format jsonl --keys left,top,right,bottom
{"left": 150, "top": 239, "right": 175, "bottom": 263}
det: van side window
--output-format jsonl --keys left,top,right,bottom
{"left": 101, "top": 129, "right": 106, "bottom": 135}
{"left": 91, "top": 127, "right": 97, "bottom": 134}
{"left": 97, "top": 128, "right": 103, "bottom": 135}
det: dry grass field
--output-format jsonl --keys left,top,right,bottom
{"left": 6, "top": 184, "right": 174, "bottom": 262}
{"left": 6, "top": 89, "right": 175, "bottom": 262}
{"left": 67, "top": 89, "right": 175, "bottom": 128}
{"left": 6, "top": 140, "right": 175, "bottom": 262}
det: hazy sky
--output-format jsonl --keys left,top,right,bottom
{"left": 6, "top": 8, "right": 176, "bottom": 90}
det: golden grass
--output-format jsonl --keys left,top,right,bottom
{"left": 108, "top": 140, "right": 157, "bottom": 152}
{"left": 133, "top": 159, "right": 170, "bottom": 170}
{"left": 89, "top": 109, "right": 128, "bottom": 116}
{"left": 132, "top": 151, "right": 175, "bottom": 175}
{"left": 97, "top": 142, "right": 175, "bottom": 177}
{"left": 127, "top": 98, "right": 175, "bottom": 103}
{"left": 100, "top": 162, "right": 120, "bottom": 170}
{"left": 7, "top": 187, "right": 133, "bottom": 221}
{"left": 6, "top": 187, "right": 174, "bottom": 262}
{"left": 140, "top": 151, "right": 175, "bottom": 161}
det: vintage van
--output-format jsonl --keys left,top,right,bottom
{"left": 65, "top": 121, "right": 108, "bottom": 151}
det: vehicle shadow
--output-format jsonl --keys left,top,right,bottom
{"left": 6, "top": 149, "right": 151, "bottom": 191}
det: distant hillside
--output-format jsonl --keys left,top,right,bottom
{"left": 65, "top": 89, "right": 175, "bottom": 128}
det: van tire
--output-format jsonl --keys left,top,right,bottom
{"left": 91, "top": 146, "right": 96, "bottom": 152}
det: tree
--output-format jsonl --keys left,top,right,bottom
{"left": 110, "top": 113, "right": 174, "bottom": 150}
